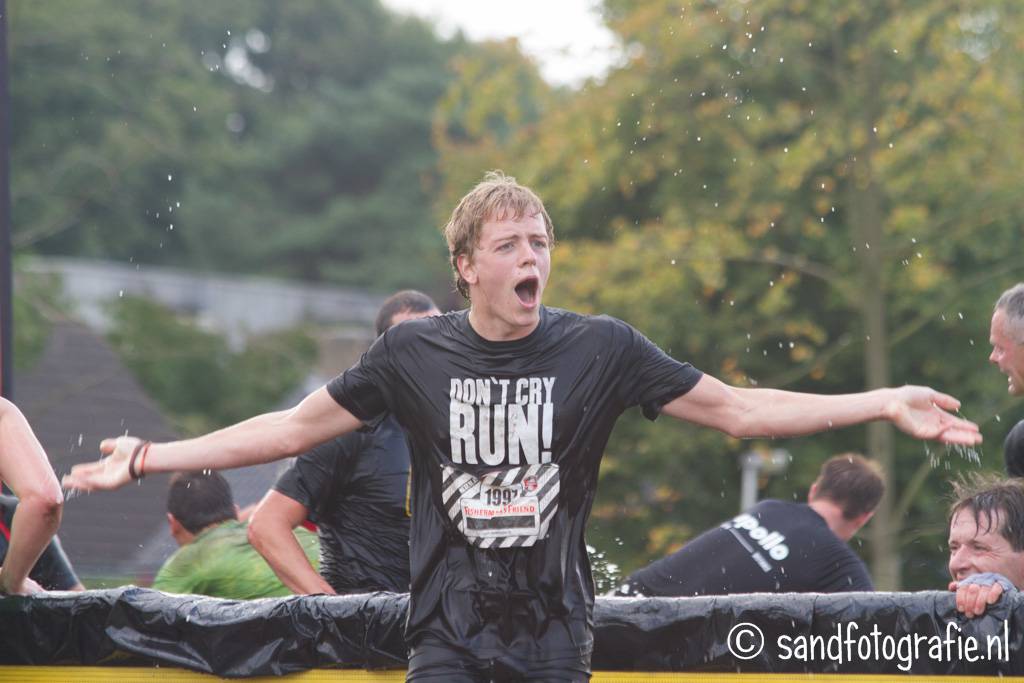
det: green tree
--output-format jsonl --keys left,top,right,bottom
{"left": 9, "top": 0, "right": 467, "bottom": 296}
{"left": 106, "top": 296, "right": 316, "bottom": 435}
{"left": 11, "top": 265, "right": 65, "bottom": 373}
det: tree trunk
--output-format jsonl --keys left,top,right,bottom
{"left": 849, "top": 117, "right": 900, "bottom": 591}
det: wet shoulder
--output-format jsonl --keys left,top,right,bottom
{"left": 380, "top": 308, "right": 462, "bottom": 349}
{"left": 544, "top": 308, "right": 640, "bottom": 350}
{"left": 749, "top": 500, "right": 814, "bottom": 526}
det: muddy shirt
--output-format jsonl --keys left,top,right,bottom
{"left": 273, "top": 414, "right": 411, "bottom": 593}
{"left": 621, "top": 500, "right": 873, "bottom": 597}
{"left": 153, "top": 520, "right": 319, "bottom": 599}
{"left": 326, "top": 306, "right": 702, "bottom": 666}
{"left": 0, "top": 494, "right": 80, "bottom": 590}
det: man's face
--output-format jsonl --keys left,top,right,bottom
{"left": 457, "top": 211, "right": 551, "bottom": 341}
{"left": 989, "top": 308, "right": 1024, "bottom": 396}
{"left": 948, "top": 508, "right": 1024, "bottom": 588}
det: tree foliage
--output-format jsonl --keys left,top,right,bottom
{"left": 106, "top": 296, "right": 317, "bottom": 435}
{"left": 8, "top": 0, "right": 464, "bottom": 296}
{"left": 11, "top": 266, "right": 65, "bottom": 372}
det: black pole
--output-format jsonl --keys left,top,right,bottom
{"left": 0, "top": 0, "right": 12, "bottom": 399}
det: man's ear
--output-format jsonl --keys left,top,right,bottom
{"left": 167, "top": 513, "right": 182, "bottom": 534}
{"left": 808, "top": 482, "right": 819, "bottom": 502}
{"left": 457, "top": 252, "right": 477, "bottom": 287}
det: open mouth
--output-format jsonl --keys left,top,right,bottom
{"left": 514, "top": 276, "right": 540, "bottom": 307}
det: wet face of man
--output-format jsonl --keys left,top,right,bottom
{"left": 989, "top": 308, "right": 1024, "bottom": 396}
{"left": 948, "top": 508, "right": 1024, "bottom": 589}
{"left": 457, "top": 212, "right": 551, "bottom": 342}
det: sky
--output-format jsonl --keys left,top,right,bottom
{"left": 380, "top": 0, "right": 622, "bottom": 87}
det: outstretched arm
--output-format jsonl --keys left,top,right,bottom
{"left": 662, "top": 375, "right": 981, "bottom": 445}
{"left": 248, "top": 490, "right": 334, "bottom": 595}
{"left": 62, "top": 387, "right": 363, "bottom": 492}
{"left": 0, "top": 399, "right": 63, "bottom": 595}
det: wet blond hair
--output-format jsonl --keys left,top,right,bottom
{"left": 443, "top": 171, "right": 554, "bottom": 299}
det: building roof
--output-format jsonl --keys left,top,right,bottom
{"left": 15, "top": 320, "right": 180, "bottom": 580}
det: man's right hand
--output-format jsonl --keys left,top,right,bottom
{"left": 61, "top": 436, "right": 142, "bottom": 492}
{"left": 949, "top": 576, "right": 1008, "bottom": 618}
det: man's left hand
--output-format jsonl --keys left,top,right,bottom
{"left": 886, "top": 386, "right": 982, "bottom": 446}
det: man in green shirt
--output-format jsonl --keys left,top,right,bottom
{"left": 153, "top": 470, "right": 318, "bottom": 599}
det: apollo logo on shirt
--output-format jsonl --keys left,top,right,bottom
{"left": 725, "top": 512, "right": 790, "bottom": 563}
{"left": 448, "top": 376, "right": 555, "bottom": 465}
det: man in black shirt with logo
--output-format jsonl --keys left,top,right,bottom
{"left": 617, "top": 453, "right": 882, "bottom": 597}
{"left": 247, "top": 291, "right": 440, "bottom": 594}
{"left": 67, "top": 172, "right": 981, "bottom": 681}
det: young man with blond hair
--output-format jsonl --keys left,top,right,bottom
{"left": 67, "top": 172, "right": 980, "bottom": 681}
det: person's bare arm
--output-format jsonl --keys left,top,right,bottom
{"left": 0, "top": 398, "right": 63, "bottom": 595}
{"left": 661, "top": 375, "right": 981, "bottom": 445}
{"left": 248, "top": 490, "right": 335, "bottom": 595}
{"left": 62, "top": 387, "right": 363, "bottom": 492}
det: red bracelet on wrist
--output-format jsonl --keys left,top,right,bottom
{"left": 128, "top": 441, "right": 152, "bottom": 480}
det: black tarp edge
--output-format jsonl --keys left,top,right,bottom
{"left": 0, "top": 588, "right": 1021, "bottom": 676}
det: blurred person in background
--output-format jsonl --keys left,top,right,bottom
{"left": 989, "top": 284, "right": 1024, "bottom": 478}
{"left": 248, "top": 290, "right": 440, "bottom": 595}
{"left": 989, "top": 283, "right": 1024, "bottom": 398}
{"left": 0, "top": 398, "right": 66, "bottom": 595}
{"left": 616, "top": 453, "right": 883, "bottom": 597}
{"left": 153, "top": 470, "right": 318, "bottom": 599}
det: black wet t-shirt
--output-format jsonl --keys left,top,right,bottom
{"left": 272, "top": 415, "right": 411, "bottom": 594}
{"left": 622, "top": 500, "right": 873, "bottom": 597}
{"left": 326, "top": 306, "right": 702, "bottom": 666}
{"left": 0, "top": 494, "right": 80, "bottom": 591}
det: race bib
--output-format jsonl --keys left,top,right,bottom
{"left": 441, "top": 463, "right": 559, "bottom": 548}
